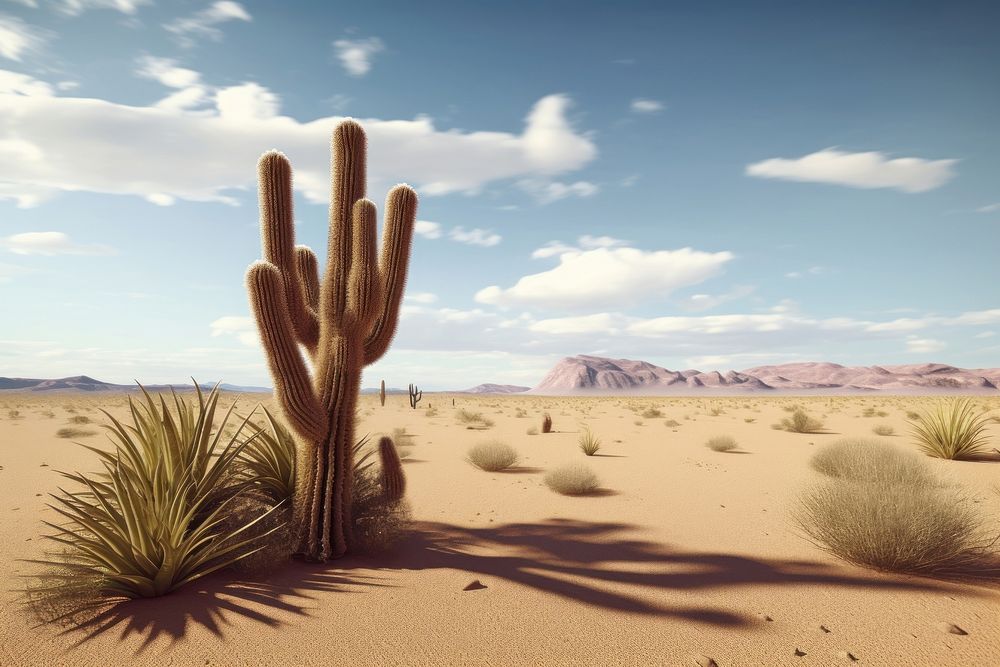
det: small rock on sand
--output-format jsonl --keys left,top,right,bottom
{"left": 837, "top": 651, "right": 858, "bottom": 662}
{"left": 936, "top": 622, "right": 967, "bottom": 635}
{"left": 820, "top": 625, "right": 831, "bottom": 633}
{"left": 692, "top": 655, "right": 718, "bottom": 667}
{"left": 794, "top": 648, "right": 806, "bottom": 657}
{"left": 462, "top": 580, "right": 487, "bottom": 591}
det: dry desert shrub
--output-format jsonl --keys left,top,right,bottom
{"left": 872, "top": 424, "right": 895, "bottom": 436}
{"left": 705, "top": 435, "right": 738, "bottom": 452}
{"left": 641, "top": 407, "right": 663, "bottom": 419}
{"left": 466, "top": 440, "right": 519, "bottom": 471}
{"left": 68, "top": 415, "right": 92, "bottom": 425}
{"left": 544, "top": 463, "right": 601, "bottom": 496}
{"left": 797, "top": 438, "right": 997, "bottom": 576}
{"left": 664, "top": 419, "right": 681, "bottom": 428}
{"left": 908, "top": 399, "right": 991, "bottom": 460}
{"left": 778, "top": 409, "right": 824, "bottom": 433}
{"left": 456, "top": 409, "right": 494, "bottom": 430}
{"left": 809, "top": 438, "right": 933, "bottom": 487}
{"left": 55, "top": 427, "right": 97, "bottom": 439}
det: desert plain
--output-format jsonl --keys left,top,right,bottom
{"left": 0, "top": 390, "right": 998, "bottom": 667}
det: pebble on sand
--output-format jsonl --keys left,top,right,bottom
{"left": 837, "top": 650, "right": 858, "bottom": 662}
{"left": 936, "top": 622, "right": 968, "bottom": 636}
{"left": 462, "top": 580, "right": 487, "bottom": 591}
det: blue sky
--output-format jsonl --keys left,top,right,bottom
{"left": 1, "top": 0, "right": 998, "bottom": 389}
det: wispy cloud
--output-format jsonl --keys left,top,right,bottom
{"left": 518, "top": 178, "right": 598, "bottom": 204}
{"left": 333, "top": 36, "right": 384, "bottom": 77}
{"left": 209, "top": 315, "right": 257, "bottom": 346}
{"left": 449, "top": 227, "right": 502, "bottom": 247}
{"left": 746, "top": 148, "right": 957, "bottom": 193}
{"left": 57, "top": 0, "right": 150, "bottom": 16}
{"left": 0, "top": 14, "right": 48, "bottom": 62}
{"left": 906, "top": 337, "right": 946, "bottom": 354}
{"left": 164, "top": 1, "right": 251, "bottom": 47}
{"left": 630, "top": 98, "right": 663, "bottom": 113}
{"left": 1, "top": 231, "right": 115, "bottom": 256}
{"left": 977, "top": 202, "right": 1000, "bottom": 213}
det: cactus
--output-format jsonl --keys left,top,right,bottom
{"left": 542, "top": 412, "right": 553, "bottom": 433}
{"left": 379, "top": 379, "right": 386, "bottom": 407}
{"left": 378, "top": 436, "right": 405, "bottom": 501}
{"left": 408, "top": 383, "right": 422, "bottom": 410}
{"left": 246, "top": 120, "right": 416, "bottom": 561}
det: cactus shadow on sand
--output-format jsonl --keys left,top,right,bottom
{"left": 39, "top": 518, "right": 983, "bottom": 652}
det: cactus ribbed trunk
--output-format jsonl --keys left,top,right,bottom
{"left": 247, "top": 120, "right": 416, "bottom": 561}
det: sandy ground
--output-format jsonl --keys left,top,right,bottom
{"left": 1, "top": 391, "right": 998, "bottom": 667}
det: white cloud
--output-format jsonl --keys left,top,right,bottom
{"left": 676, "top": 285, "right": 756, "bottom": 312}
{"left": 164, "top": 1, "right": 251, "bottom": 47}
{"left": 209, "top": 315, "right": 258, "bottom": 346}
{"left": 530, "top": 313, "right": 618, "bottom": 335}
{"left": 0, "top": 14, "right": 47, "bottom": 62}
{"left": 136, "top": 56, "right": 201, "bottom": 88}
{"left": 974, "top": 331, "right": 995, "bottom": 339}
{"left": 746, "top": 148, "right": 957, "bottom": 193}
{"left": 630, "top": 98, "right": 663, "bottom": 113}
{"left": 57, "top": 0, "right": 150, "bottom": 15}
{"left": 414, "top": 220, "right": 442, "bottom": 239}
{"left": 1, "top": 231, "right": 115, "bottom": 256}
{"left": 333, "top": 37, "right": 385, "bottom": 77}
{"left": 449, "top": 226, "right": 502, "bottom": 247}
{"left": 405, "top": 292, "right": 437, "bottom": 304}
{"left": 476, "top": 243, "right": 733, "bottom": 310}
{"left": 518, "top": 178, "right": 598, "bottom": 204}
{"left": 977, "top": 203, "right": 1000, "bottom": 213}
{"left": 0, "top": 76, "right": 596, "bottom": 207}
{"left": 579, "top": 235, "right": 626, "bottom": 249}
{"left": 906, "top": 337, "right": 946, "bottom": 354}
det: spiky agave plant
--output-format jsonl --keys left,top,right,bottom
{"left": 908, "top": 398, "right": 992, "bottom": 460}
{"left": 30, "top": 383, "right": 283, "bottom": 600}
{"left": 235, "top": 406, "right": 298, "bottom": 505}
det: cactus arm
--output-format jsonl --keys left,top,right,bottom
{"left": 346, "top": 198, "right": 382, "bottom": 331}
{"left": 378, "top": 436, "right": 405, "bottom": 501}
{"left": 294, "top": 245, "right": 321, "bottom": 312}
{"left": 246, "top": 261, "right": 323, "bottom": 443}
{"left": 258, "top": 151, "right": 320, "bottom": 351}
{"left": 363, "top": 184, "right": 417, "bottom": 365}
{"left": 320, "top": 120, "right": 367, "bottom": 333}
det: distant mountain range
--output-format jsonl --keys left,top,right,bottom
{"left": 531, "top": 355, "right": 1000, "bottom": 394}
{"left": 0, "top": 376, "right": 272, "bottom": 393}
{"left": 460, "top": 383, "right": 531, "bottom": 394}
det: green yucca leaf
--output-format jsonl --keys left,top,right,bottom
{"left": 908, "top": 398, "right": 991, "bottom": 460}
{"left": 30, "top": 382, "right": 287, "bottom": 601}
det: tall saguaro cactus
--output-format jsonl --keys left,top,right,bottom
{"left": 246, "top": 120, "right": 416, "bottom": 561}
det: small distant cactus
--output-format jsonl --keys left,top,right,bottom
{"left": 246, "top": 120, "right": 416, "bottom": 561}
{"left": 378, "top": 436, "right": 405, "bottom": 501}
{"left": 408, "top": 383, "right": 422, "bottom": 409}
{"left": 379, "top": 379, "right": 386, "bottom": 406}
{"left": 542, "top": 412, "right": 553, "bottom": 433}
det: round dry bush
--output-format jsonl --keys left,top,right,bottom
{"left": 810, "top": 438, "right": 932, "bottom": 487}
{"left": 705, "top": 435, "right": 737, "bottom": 452}
{"left": 466, "top": 440, "right": 519, "bottom": 471}
{"left": 872, "top": 424, "right": 895, "bottom": 436}
{"left": 544, "top": 463, "right": 601, "bottom": 496}
{"left": 795, "top": 479, "right": 995, "bottom": 575}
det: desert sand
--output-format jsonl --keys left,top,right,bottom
{"left": 1, "top": 391, "right": 998, "bottom": 666}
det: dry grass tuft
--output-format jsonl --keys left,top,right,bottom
{"left": 544, "top": 463, "right": 601, "bottom": 496}
{"left": 55, "top": 427, "right": 97, "bottom": 439}
{"left": 466, "top": 440, "right": 519, "bottom": 471}
{"left": 705, "top": 435, "right": 738, "bottom": 452}
{"left": 778, "top": 409, "right": 825, "bottom": 433}
{"left": 908, "top": 399, "right": 991, "bottom": 460}
{"left": 809, "top": 438, "right": 932, "bottom": 487}
{"left": 872, "top": 424, "right": 895, "bottom": 436}
{"left": 578, "top": 428, "right": 601, "bottom": 456}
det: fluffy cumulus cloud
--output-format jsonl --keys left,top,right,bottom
{"left": 1, "top": 231, "right": 115, "bottom": 256}
{"left": 0, "top": 14, "right": 48, "bottom": 62}
{"left": 333, "top": 37, "right": 385, "bottom": 77}
{"left": 209, "top": 315, "right": 258, "bottom": 346}
{"left": 477, "top": 238, "right": 733, "bottom": 310}
{"left": 414, "top": 220, "right": 442, "bottom": 239}
{"left": 0, "top": 72, "right": 597, "bottom": 207}
{"left": 164, "top": 1, "right": 251, "bottom": 47}
{"left": 746, "top": 148, "right": 957, "bottom": 193}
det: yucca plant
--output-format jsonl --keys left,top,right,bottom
{"left": 29, "top": 383, "right": 283, "bottom": 601}
{"left": 908, "top": 399, "right": 992, "bottom": 460}
{"left": 235, "top": 406, "right": 297, "bottom": 504}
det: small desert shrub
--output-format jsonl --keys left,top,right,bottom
{"left": 664, "top": 419, "right": 680, "bottom": 428}
{"left": 55, "top": 427, "right": 97, "bottom": 439}
{"left": 709, "top": 406, "right": 725, "bottom": 416}
{"left": 466, "top": 440, "right": 519, "bottom": 471}
{"left": 425, "top": 405, "right": 439, "bottom": 417}
{"left": 39, "top": 410, "right": 55, "bottom": 419}
{"left": 542, "top": 413, "right": 553, "bottom": 433}
{"left": 68, "top": 415, "right": 92, "bottom": 424}
{"left": 906, "top": 411, "right": 921, "bottom": 420}
{"left": 779, "top": 409, "right": 824, "bottom": 433}
{"left": 544, "top": 463, "right": 601, "bottom": 496}
{"left": 705, "top": 435, "right": 738, "bottom": 452}
{"left": 526, "top": 426, "right": 538, "bottom": 435}
{"left": 579, "top": 428, "right": 601, "bottom": 456}
{"left": 908, "top": 399, "right": 991, "bottom": 460}
{"left": 514, "top": 407, "right": 528, "bottom": 418}
{"left": 862, "top": 407, "right": 877, "bottom": 418}
{"left": 744, "top": 417, "right": 756, "bottom": 423}
{"left": 456, "top": 409, "right": 494, "bottom": 429}
{"left": 641, "top": 407, "right": 663, "bottom": 419}
{"left": 872, "top": 424, "right": 895, "bottom": 437}
{"left": 795, "top": 479, "right": 995, "bottom": 575}
{"left": 8, "top": 409, "right": 22, "bottom": 420}
{"left": 352, "top": 438, "right": 411, "bottom": 554}
{"left": 809, "top": 438, "right": 933, "bottom": 487}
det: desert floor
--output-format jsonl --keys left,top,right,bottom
{"left": 1, "top": 391, "right": 999, "bottom": 667}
